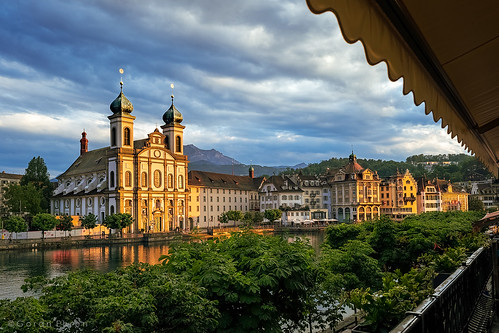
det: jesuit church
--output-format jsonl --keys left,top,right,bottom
{"left": 51, "top": 82, "right": 189, "bottom": 233}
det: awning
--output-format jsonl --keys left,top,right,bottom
{"left": 306, "top": 0, "right": 499, "bottom": 177}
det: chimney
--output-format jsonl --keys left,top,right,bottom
{"left": 80, "top": 130, "right": 88, "bottom": 155}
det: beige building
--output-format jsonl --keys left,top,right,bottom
{"left": 188, "top": 168, "right": 264, "bottom": 228}
{"left": 416, "top": 178, "right": 442, "bottom": 213}
{"left": 260, "top": 175, "right": 303, "bottom": 211}
{"left": 329, "top": 153, "right": 381, "bottom": 222}
{"left": 0, "top": 171, "right": 23, "bottom": 217}
{"left": 52, "top": 85, "right": 189, "bottom": 233}
{"left": 380, "top": 169, "right": 417, "bottom": 220}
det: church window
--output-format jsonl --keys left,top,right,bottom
{"left": 154, "top": 170, "right": 162, "bottom": 187}
{"left": 111, "top": 127, "right": 117, "bottom": 146}
{"left": 110, "top": 171, "right": 115, "bottom": 188}
{"left": 164, "top": 136, "right": 169, "bottom": 149}
{"left": 141, "top": 172, "right": 147, "bottom": 187}
{"left": 168, "top": 174, "right": 173, "bottom": 188}
{"left": 124, "top": 127, "right": 131, "bottom": 146}
{"left": 125, "top": 171, "right": 132, "bottom": 187}
{"left": 175, "top": 136, "right": 181, "bottom": 153}
{"left": 178, "top": 175, "right": 184, "bottom": 189}
{"left": 110, "top": 205, "right": 115, "bottom": 214}
{"left": 156, "top": 200, "right": 161, "bottom": 210}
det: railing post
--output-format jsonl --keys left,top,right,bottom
{"left": 492, "top": 238, "right": 499, "bottom": 315}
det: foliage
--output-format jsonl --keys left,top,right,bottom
{"left": 242, "top": 211, "right": 264, "bottom": 226}
{"left": 20, "top": 156, "right": 53, "bottom": 213}
{"left": 433, "top": 247, "right": 468, "bottom": 273}
{"left": 348, "top": 267, "right": 434, "bottom": 332}
{"left": 3, "top": 216, "right": 28, "bottom": 234}
{"left": 80, "top": 213, "right": 98, "bottom": 230}
{"left": 3, "top": 183, "right": 43, "bottom": 216}
{"left": 103, "top": 213, "right": 134, "bottom": 231}
{"left": 160, "top": 232, "right": 318, "bottom": 332}
{"left": 321, "top": 240, "right": 382, "bottom": 291}
{"left": 263, "top": 209, "right": 282, "bottom": 223}
{"left": 324, "top": 223, "right": 364, "bottom": 249}
{"left": 19, "top": 264, "right": 220, "bottom": 332}
{"left": 56, "top": 215, "right": 73, "bottom": 232}
{"left": 0, "top": 297, "right": 49, "bottom": 332}
{"left": 31, "top": 213, "right": 57, "bottom": 239}
{"left": 469, "top": 197, "right": 485, "bottom": 211}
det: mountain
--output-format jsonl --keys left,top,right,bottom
{"left": 184, "top": 144, "right": 307, "bottom": 177}
{"left": 184, "top": 144, "right": 241, "bottom": 165}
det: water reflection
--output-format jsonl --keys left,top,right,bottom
{"left": 0, "top": 231, "right": 322, "bottom": 300}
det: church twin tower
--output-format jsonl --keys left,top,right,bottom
{"left": 52, "top": 81, "right": 189, "bottom": 234}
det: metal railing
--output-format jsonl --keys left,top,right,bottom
{"left": 390, "top": 246, "right": 492, "bottom": 333}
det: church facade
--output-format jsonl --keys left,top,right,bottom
{"left": 51, "top": 84, "right": 189, "bottom": 233}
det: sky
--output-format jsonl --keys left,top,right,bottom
{"left": 0, "top": 0, "right": 468, "bottom": 178}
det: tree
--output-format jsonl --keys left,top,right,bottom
{"left": 18, "top": 264, "right": 220, "bottom": 332}
{"left": 80, "top": 213, "right": 98, "bottom": 230}
{"left": 21, "top": 156, "right": 53, "bottom": 212}
{"left": 103, "top": 213, "right": 134, "bottom": 236}
{"left": 242, "top": 211, "right": 264, "bottom": 226}
{"left": 32, "top": 213, "right": 57, "bottom": 239}
{"left": 2, "top": 183, "right": 43, "bottom": 216}
{"left": 469, "top": 197, "right": 485, "bottom": 211}
{"left": 160, "top": 232, "right": 318, "bottom": 332}
{"left": 3, "top": 216, "right": 27, "bottom": 240}
{"left": 264, "top": 209, "right": 282, "bottom": 224}
{"left": 225, "top": 210, "right": 244, "bottom": 227}
{"left": 56, "top": 215, "right": 73, "bottom": 236}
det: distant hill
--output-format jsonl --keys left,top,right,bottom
{"left": 184, "top": 144, "right": 306, "bottom": 177}
{"left": 184, "top": 144, "right": 241, "bottom": 165}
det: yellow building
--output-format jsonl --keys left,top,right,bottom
{"left": 52, "top": 84, "right": 189, "bottom": 233}
{"left": 436, "top": 179, "right": 469, "bottom": 212}
{"left": 380, "top": 169, "right": 417, "bottom": 220}
{"left": 329, "top": 153, "right": 381, "bottom": 222}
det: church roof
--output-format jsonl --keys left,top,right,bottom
{"left": 343, "top": 153, "right": 364, "bottom": 174}
{"left": 188, "top": 170, "right": 263, "bottom": 191}
{"left": 110, "top": 90, "right": 133, "bottom": 114}
{"left": 58, "top": 147, "right": 110, "bottom": 178}
{"left": 163, "top": 97, "right": 183, "bottom": 125}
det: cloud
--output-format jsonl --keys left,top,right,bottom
{"left": 0, "top": 0, "right": 468, "bottom": 177}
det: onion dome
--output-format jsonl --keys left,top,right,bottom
{"left": 110, "top": 82, "right": 133, "bottom": 114}
{"left": 162, "top": 95, "right": 183, "bottom": 125}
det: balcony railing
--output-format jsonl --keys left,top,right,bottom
{"left": 390, "top": 245, "right": 492, "bottom": 333}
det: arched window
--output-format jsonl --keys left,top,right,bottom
{"left": 282, "top": 195, "right": 287, "bottom": 200}
{"left": 110, "top": 171, "right": 115, "bottom": 188}
{"left": 156, "top": 199, "right": 161, "bottom": 210}
{"left": 178, "top": 175, "right": 184, "bottom": 189}
{"left": 110, "top": 205, "right": 115, "bottom": 215}
{"left": 168, "top": 174, "right": 173, "bottom": 188}
{"left": 164, "top": 136, "right": 169, "bottom": 149}
{"left": 154, "top": 170, "right": 162, "bottom": 187}
{"left": 141, "top": 172, "right": 147, "bottom": 187}
{"left": 175, "top": 136, "right": 181, "bottom": 153}
{"left": 125, "top": 171, "right": 132, "bottom": 187}
{"left": 124, "top": 127, "right": 131, "bottom": 146}
{"left": 111, "top": 127, "right": 117, "bottom": 146}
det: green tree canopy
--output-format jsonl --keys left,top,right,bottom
{"left": 242, "top": 211, "right": 264, "bottom": 226}
{"left": 2, "top": 183, "right": 43, "bottom": 216}
{"left": 56, "top": 215, "right": 73, "bottom": 232}
{"left": 469, "top": 197, "right": 485, "bottom": 211}
{"left": 20, "top": 156, "right": 53, "bottom": 212}
{"left": 103, "top": 213, "right": 134, "bottom": 231}
{"left": 264, "top": 209, "right": 282, "bottom": 223}
{"left": 80, "top": 213, "right": 98, "bottom": 230}
{"left": 32, "top": 213, "right": 57, "bottom": 239}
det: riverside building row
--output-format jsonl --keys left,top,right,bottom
{"left": 45, "top": 83, "right": 473, "bottom": 231}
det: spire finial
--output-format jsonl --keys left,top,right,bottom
{"left": 170, "top": 83, "right": 174, "bottom": 104}
{"left": 119, "top": 68, "right": 124, "bottom": 92}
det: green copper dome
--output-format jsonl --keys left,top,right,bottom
{"left": 110, "top": 90, "right": 133, "bottom": 114}
{"left": 162, "top": 95, "right": 183, "bottom": 124}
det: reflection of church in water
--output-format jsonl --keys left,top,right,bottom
{"left": 51, "top": 81, "right": 189, "bottom": 233}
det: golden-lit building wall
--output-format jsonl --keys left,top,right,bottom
{"left": 380, "top": 170, "right": 417, "bottom": 220}
{"left": 417, "top": 185, "right": 442, "bottom": 213}
{"left": 188, "top": 185, "right": 201, "bottom": 228}
{"left": 441, "top": 185, "right": 469, "bottom": 212}
{"left": 355, "top": 170, "right": 381, "bottom": 221}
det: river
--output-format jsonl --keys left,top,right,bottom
{"left": 0, "top": 231, "right": 324, "bottom": 300}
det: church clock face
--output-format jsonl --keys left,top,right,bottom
{"left": 154, "top": 150, "right": 161, "bottom": 158}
